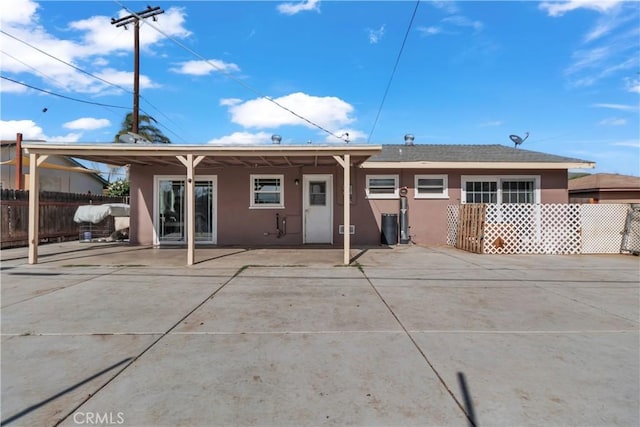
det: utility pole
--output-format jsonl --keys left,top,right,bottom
{"left": 111, "top": 6, "right": 164, "bottom": 134}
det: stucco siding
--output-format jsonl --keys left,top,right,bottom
{"left": 129, "top": 165, "right": 570, "bottom": 247}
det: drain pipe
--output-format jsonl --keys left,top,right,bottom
{"left": 399, "top": 187, "right": 410, "bottom": 244}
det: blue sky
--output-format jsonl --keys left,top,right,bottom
{"left": 1, "top": 0, "right": 639, "bottom": 179}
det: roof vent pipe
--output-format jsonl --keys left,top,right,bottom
{"left": 404, "top": 134, "right": 415, "bottom": 145}
{"left": 271, "top": 134, "right": 282, "bottom": 144}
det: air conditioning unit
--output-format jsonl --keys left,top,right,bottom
{"left": 338, "top": 224, "right": 355, "bottom": 234}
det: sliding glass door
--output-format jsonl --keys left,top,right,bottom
{"left": 155, "top": 176, "right": 216, "bottom": 244}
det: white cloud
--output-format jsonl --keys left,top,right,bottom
{"left": 429, "top": 1, "right": 459, "bottom": 14}
{"left": 68, "top": 7, "right": 191, "bottom": 54}
{"left": 592, "top": 103, "right": 638, "bottom": 112}
{"left": 0, "top": 0, "right": 38, "bottom": 27}
{"left": 611, "top": 140, "right": 640, "bottom": 148}
{"left": 539, "top": 0, "right": 624, "bottom": 17}
{"left": 368, "top": 25, "right": 386, "bottom": 44}
{"left": 480, "top": 120, "right": 503, "bottom": 127}
{"left": 0, "top": 4, "right": 191, "bottom": 94}
{"left": 63, "top": 117, "right": 111, "bottom": 130}
{"left": 417, "top": 26, "right": 443, "bottom": 36}
{"left": 598, "top": 117, "right": 627, "bottom": 126}
{"left": 170, "top": 59, "right": 240, "bottom": 76}
{"left": 225, "top": 92, "right": 355, "bottom": 130}
{"left": 625, "top": 77, "right": 640, "bottom": 93}
{"left": 277, "top": 0, "right": 321, "bottom": 16}
{"left": 207, "top": 131, "right": 272, "bottom": 145}
{"left": 0, "top": 119, "right": 45, "bottom": 140}
{"left": 219, "top": 98, "right": 242, "bottom": 107}
{"left": 0, "top": 78, "right": 28, "bottom": 93}
{"left": 47, "top": 133, "right": 82, "bottom": 143}
{"left": 94, "top": 69, "right": 158, "bottom": 92}
{"left": 442, "top": 15, "right": 483, "bottom": 32}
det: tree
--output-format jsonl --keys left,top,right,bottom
{"left": 114, "top": 112, "right": 171, "bottom": 144}
{"left": 106, "top": 179, "right": 129, "bottom": 197}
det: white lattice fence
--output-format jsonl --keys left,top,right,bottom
{"left": 447, "top": 203, "right": 632, "bottom": 254}
{"left": 581, "top": 204, "right": 629, "bottom": 253}
{"left": 447, "top": 205, "right": 459, "bottom": 246}
{"left": 483, "top": 204, "right": 581, "bottom": 254}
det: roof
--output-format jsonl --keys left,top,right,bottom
{"left": 368, "top": 144, "right": 591, "bottom": 163}
{"left": 361, "top": 144, "right": 593, "bottom": 170}
{"left": 21, "top": 142, "right": 595, "bottom": 170}
{"left": 568, "top": 173, "right": 640, "bottom": 192}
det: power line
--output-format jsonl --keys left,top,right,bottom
{"left": 1, "top": 29, "right": 132, "bottom": 96}
{"left": 0, "top": 29, "right": 191, "bottom": 143}
{"left": 0, "top": 75, "right": 131, "bottom": 109}
{"left": 367, "top": 0, "right": 421, "bottom": 143}
{"left": 112, "top": 0, "right": 348, "bottom": 142}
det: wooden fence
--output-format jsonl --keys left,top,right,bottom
{"left": 0, "top": 190, "right": 125, "bottom": 249}
{"left": 448, "top": 203, "right": 633, "bottom": 255}
{"left": 454, "top": 203, "right": 486, "bottom": 253}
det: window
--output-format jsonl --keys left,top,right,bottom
{"left": 309, "top": 181, "right": 326, "bottom": 206}
{"left": 415, "top": 175, "right": 448, "bottom": 199}
{"left": 251, "top": 175, "right": 284, "bottom": 208}
{"left": 366, "top": 175, "right": 399, "bottom": 199}
{"left": 465, "top": 180, "right": 498, "bottom": 203}
{"left": 502, "top": 180, "right": 534, "bottom": 204}
{"left": 462, "top": 176, "right": 540, "bottom": 204}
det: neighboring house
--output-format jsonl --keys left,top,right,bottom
{"left": 21, "top": 140, "right": 593, "bottom": 258}
{"left": 0, "top": 142, "right": 107, "bottom": 193}
{"left": 569, "top": 173, "right": 640, "bottom": 204}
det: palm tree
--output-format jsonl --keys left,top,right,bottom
{"left": 114, "top": 112, "right": 171, "bottom": 144}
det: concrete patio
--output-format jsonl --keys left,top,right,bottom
{"left": 1, "top": 242, "right": 638, "bottom": 426}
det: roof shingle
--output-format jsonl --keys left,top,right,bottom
{"left": 368, "top": 144, "right": 592, "bottom": 164}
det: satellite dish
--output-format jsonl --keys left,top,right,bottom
{"left": 509, "top": 132, "right": 529, "bottom": 148}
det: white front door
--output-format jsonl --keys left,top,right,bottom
{"left": 303, "top": 174, "right": 333, "bottom": 244}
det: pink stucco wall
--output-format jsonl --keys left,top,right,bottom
{"left": 129, "top": 165, "right": 569, "bottom": 246}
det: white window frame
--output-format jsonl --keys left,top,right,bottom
{"left": 250, "top": 174, "right": 285, "bottom": 209}
{"left": 461, "top": 175, "right": 541, "bottom": 204}
{"left": 414, "top": 174, "right": 449, "bottom": 199}
{"left": 366, "top": 174, "right": 399, "bottom": 199}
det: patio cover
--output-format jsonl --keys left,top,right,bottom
{"left": 22, "top": 143, "right": 382, "bottom": 266}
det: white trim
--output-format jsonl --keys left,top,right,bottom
{"left": 361, "top": 161, "right": 594, "bottom": 169}
{"left": 250, "top": 174, "right": 285, "bottom": 209}
{"left": 461, "top": 175, "right": 541, "bottom": 204}
{"left": 366, "top": 174, "right": 399, "bottom": 199}
{"left": 414, "top": 174, "right": 449, "bottom": 199}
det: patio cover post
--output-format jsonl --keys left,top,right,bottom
{"left": 28, "top": 153, "right": 48, "bottom": 264}
{"left": 177, "top": 154, "right": 205, "bottom": 266}
{"left": 343, "top": 154, "right": 351, "bottom": 265}
{"left": 334, "top": 154, "right": 351, "bottom": 265}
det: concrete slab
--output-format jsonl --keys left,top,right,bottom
{"left": 371, "top": 283, "right": 638, "bottom": 332}
{"left": 1, "top": 267, "right": 113, "bottom": 308}
{"left": 1, "top": 334, "right": 160, "bottom": 427}
{"left": 1, "top": 244, "right": 638, "bottom": 426}
{"left": 59, "top": 333, "right": 469, "bottom": 426}
{"left": 1, "top": 269, "right": 233, "bottom": 335}
{"left": 412, "top": 331, "right": 639, "bottom": 426}
{"left": 537, "top": 285, "right": 640, "bottom": 322}
{"left": 176, "top": 277, "right": 400, "bottom": 334}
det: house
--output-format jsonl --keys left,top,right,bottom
{"left": 1, "top": 141, "right": 107, "bottom": 193}
{"left": 568, "top": 173, "right": 640, "bottom": 204}
{"left": 21, "top": 139, "right": 594, "bottom": 265}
